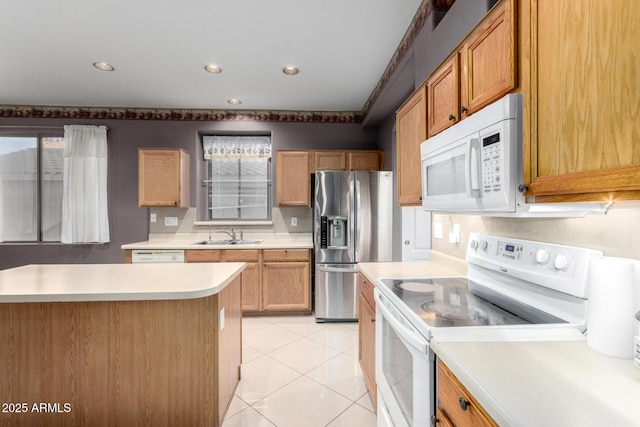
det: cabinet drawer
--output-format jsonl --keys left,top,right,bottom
{"left": 185, "top": 249, "right": 223, "bottom": 263}
{"left": 262, "top": 249, "right": 309, "bottom": 262}
{"left": 359, "top": 273, "right": 375, "bottom": 309}
{"left": 437, "top": 360, "right": 497, "bottom": 427}
{"left": 224, "top": 249, "right": 260, "bottom": 262}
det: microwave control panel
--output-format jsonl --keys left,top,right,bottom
{"left": 482, "top": 132, "right": 502, "bottom": 194}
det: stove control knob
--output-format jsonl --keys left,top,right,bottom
{"left": 553, "top": 254, "right": 569, "bottom": 271}
{"left": 478, "top": 240, "right": 488, "bottom": 251}
{"left": 535, "top": 249, "right": 550, "bottom": 265}
{"left": 470, "top": 239, "right": 478, "bottom": 250}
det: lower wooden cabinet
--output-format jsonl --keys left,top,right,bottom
{"left": 262, "top": 261, "right": 310, "bottom": 312}
{"left": 183, "top": 248, "right": 311, "bottom": 315}
{"left": 435, "top": 359, "right": 497, "bottom": 427}
{"left": 358, "top": 273, "right": 377, "bottom": 407}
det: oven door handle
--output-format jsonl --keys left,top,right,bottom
{"left": 376, "top": 290, "right": 428, "bottom": 354}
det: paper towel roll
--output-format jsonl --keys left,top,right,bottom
{"left": 587, "top": 256, "right": 637, "bottom": 359}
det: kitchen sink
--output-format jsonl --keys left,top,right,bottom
{"left": 194, "top": 240, "right": 262, "bottom": 245}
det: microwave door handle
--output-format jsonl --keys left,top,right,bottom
{"left": 466, "top": 138, "right": 481, "bottom": 198}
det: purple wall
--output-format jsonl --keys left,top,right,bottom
{"left": 0, "top": 117, "right": 376, "bottom": 269}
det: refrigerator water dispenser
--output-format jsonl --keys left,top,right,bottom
{"left": 320, "top": 216, "right": 348, "bottom": 249}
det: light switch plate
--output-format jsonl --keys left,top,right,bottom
{"left": 165, "top": 217, "right": 178, "bottom": 226}
{"left": 150, "top": 213, "right": 157, "bottom": 223}
{"left": 219, "top": 307, "right": 225, "bottom": 331}
{"left": 291, "top": 217, "right": 298, "bottom": 227}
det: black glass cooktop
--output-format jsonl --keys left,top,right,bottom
{"left": 380, "top": 277, "right": 565, "bottom": 328}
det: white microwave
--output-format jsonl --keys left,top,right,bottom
{"left": 420, "top": 93, "right": 604, "bottom": 217}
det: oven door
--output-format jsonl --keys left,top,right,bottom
{"left": 375, "top": 288, "right": 433, "bottom": 427}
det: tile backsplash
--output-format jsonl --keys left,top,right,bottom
{"left": 148, "top": 206, "right": 313, "bottom": 235}
{"left": 432, "top": 203, "right": 640, "bottom": 260}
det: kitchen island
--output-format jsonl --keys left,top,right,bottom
{"left": 0, "top": 262, "right": 245, "bottom": 427}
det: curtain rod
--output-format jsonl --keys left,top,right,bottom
{"left": 0, "top": 125, "right": 109, "bottom": 130}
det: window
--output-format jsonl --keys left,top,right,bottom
{"left": 202, "top": 135, "right": 271, "bottom": 221}
{"left": 0, "top": 135, "right": 65, "bottom": 242}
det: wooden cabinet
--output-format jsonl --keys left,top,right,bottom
{"left": 459, "top": 0, "right": 516, "bottom": 117}
{"left": 358, "top": 273, "right": 376, "bottom": 407}
{"left": 426, "top": 0, "right": 516, "bottom": 138}
{"left": 310, "top": 150, "right": 384, "bottom": 172}
{"left": 277, "top": 150, "right": 384, "bottom": 206}
{"left": 138, "top": 148, "right": 190, "bottom": 207}
{"left": 181, "top": 248, "right": 311, "bottom": 315}
{"left": 348, "top": 151, "right": 384, "bottom": 171}
{"left": 276, "top": 151, "right": 311, "bottom": 206}
{"left": 223, "top": 250, "right": 261, "bottom": 313}
{"left": 396, "top": 85, "right": 427, "bottom": 206}
{"left": 521, "top": 0, "right": 640, "bottom": 202}
{"left": 262, "top": 249, "right": 311, "bottom": 313}
{"left": 427, "top": 56, "right": 459, "bottom": 137}
{"left": 312, "top": 151, "right": 348, "bottom": 171}
{"left": 435, "top": 359, "right": 497, "bottom": 427}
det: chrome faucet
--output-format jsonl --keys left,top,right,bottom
{"left": 217, "top": 228, "right": 238, "bottom": 242}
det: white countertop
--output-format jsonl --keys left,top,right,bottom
{"left": 121, "top": 232, "right": 313, "bottom": 250}
{"left": 0, "top": 262, "right": 246, "bottom": 303}
{"left": 431, "top": 338, "right": 640, "bottom": 427}
{"left": 357, "top": 251, "right": 468, "bottom": 281}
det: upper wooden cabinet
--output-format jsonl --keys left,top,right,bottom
{"left": 138, "top": 148, "right": 190, "bottom": 207}
{"left": 396, "top": 85, "right": 427, "bottom": 206}
{"left": 459, "top": 0, "right": 517, "bottom": 117}
{"left": 521, "top": 0, "right": 640, "bottom": 202}
{"left": 276, "top": 151, "right": 311, "bottom": 206}
{"left": 277, "top": 150, "right": 384, "bottom": 206}
{"left": 312, "top": 151, "right": 348, "bottom": 171}
{"left": 427, "top": 55, "right": 460, "bottom": 137}
{"left": 427, "top": 0, "right": 516, "bottom": 137}
{"left": 348, "top": 151, "right": 384, "bottom": 171}
{"left": 310, "top": 150, "right": 383, "bottom": 172}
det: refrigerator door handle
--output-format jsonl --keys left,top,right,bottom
{"left": 316, "top": 265, "right": 360, "bottom": 274}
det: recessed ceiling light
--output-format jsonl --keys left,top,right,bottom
{"left": 204, "top": 64, "right": 222, "bottom": 73}
{"left": 282, "top": 66, "right": 299, "bottom": 75}
{"left": 93, "top": 62, "right": 114, "bottom": 72}
{"left": 227, "top": 98, "right": 242, "bottom": 105}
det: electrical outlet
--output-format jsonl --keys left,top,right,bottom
{"left": 150, "top": 213, "right": 157, "bottom": 223}
{"left": 219, "top": 307, "right": 225, "bottom": 331}
{"left": 291, "top": 217, "right": 298, "bottom": 227}
{"left": 164, "top": 217, "right": 178, "bottom": 226}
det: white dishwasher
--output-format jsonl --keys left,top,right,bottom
{"left": 131, "top": 249, "right": 185, "bottom": 263}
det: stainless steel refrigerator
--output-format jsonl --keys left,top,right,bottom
{"left": 313, "top": 170, "right": 393, "bottom": 322}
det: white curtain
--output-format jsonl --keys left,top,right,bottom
{"left": 61, "top": 125, "right": 110, "bottom": 243}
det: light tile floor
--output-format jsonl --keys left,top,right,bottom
{"left": 222, "top": 315, "right": 377, "bottom": 427}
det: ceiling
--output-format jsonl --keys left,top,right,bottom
{"left": 1, "top": 0, "right": 422, "bottom": 116}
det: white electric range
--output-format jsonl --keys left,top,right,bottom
{"left": 374, "top": 233, "right": 603, "bottom": 427}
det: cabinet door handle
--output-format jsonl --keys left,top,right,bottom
{"left": 460, "top": 106, "right": 468, "bottom": 114}
{"left": 448, "top": 114, "right": 455, "bottom": 121}
{"left": 459, "top": 397, "right": 470, "bottom": 411}
{"left": 370, "top": 317, "right": 375, "bottom": 323}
